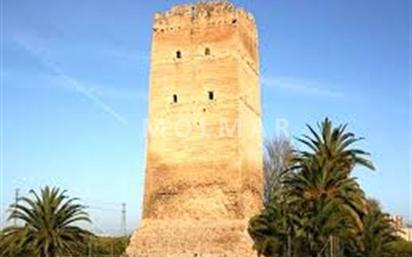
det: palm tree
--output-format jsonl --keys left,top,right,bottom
{"left": 249, "top": 204, "right": 287, "bottom": 257}
{"left": 0, "top": 186, "right": 92, "bottom": 257}
{"left": 294, "top": 118, "right": 374, "bottom": 174}
{"left": 350, "top": 199, "right": 402, "bottom": 257}
{"left": 285, "top": 118, "right": 375, "bottom": 256}
{"left": 249, "top": 118, "right": 375, "bottom": 257}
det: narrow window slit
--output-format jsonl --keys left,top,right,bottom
{"left": 208, "top": 91, "right": 214, "bottom": 100}
{"left": 173, "top": 94, "right": 178, "bottom": 103}
{"left": 205, "top": 48, "right": 210, "bottom": 55}
{"left": 176, "top": 51, "right": 181, "bottom": 59}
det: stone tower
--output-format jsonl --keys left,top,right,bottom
{"left": 127, "top": 2, "right": 262, "bottom": 256}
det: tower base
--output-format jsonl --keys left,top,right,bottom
{"left": 126, "top": 219, "right": 256, "bottom": 257}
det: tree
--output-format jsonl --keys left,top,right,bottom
{"left": 250, "top": 137, "right": 299, "bottom": 256}
{"left": 249, "top": 118, "right": 376, "bottom": 257}
{"left": 294, "top": 118, "right": 374, "bottom": 174}
{"left": 0, "top": 186, "right": 92, "bottom": 257}
{"left": 263, "top": 137, "right": 293, "bottom": 205}
{"left": 391, "top": 240, "right": 412, "bottom": 257}
{"left": 348, "top": 199, "right": 404, "bottom": 257}
{"left": 285, "top": 118, "right": 374, "bottom": 256}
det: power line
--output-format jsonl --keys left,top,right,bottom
{"left": 82, "top": 197, "right": 123, "bottom": 206}
{"left": 87, "top": 206, "right": 119, "bottom": 212}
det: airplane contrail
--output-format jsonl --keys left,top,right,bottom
{"left": 13, "top": 36, "right": 128, "bottom": 125}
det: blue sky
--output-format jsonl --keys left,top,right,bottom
{"left": 1, "top": 0, "right": 410, "bottom": 234}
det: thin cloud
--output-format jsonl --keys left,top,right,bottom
{"left": 13, "top": 35, "right": 128, "bottom": 125}
{"left": 54, "top": 78, "right": 147, "bottom": 103}
{"left": 262, "top": 76, "right": 345, "bottom": 98}
{"left": 4, "top": 68, "right": 147, "bottom": 103}
{"left": 102, "top": 48, "right": 149, "bottom": 64}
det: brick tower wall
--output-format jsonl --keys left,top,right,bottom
{"left": 127, "top": 2, "right": 263, "bottom": 256}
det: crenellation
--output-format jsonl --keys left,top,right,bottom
{"left": 153, "top": 1, "right": 256, "bottom": 34}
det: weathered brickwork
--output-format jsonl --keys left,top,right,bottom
{"left": 127, "top": 2, "right": 263, "bottom": 256}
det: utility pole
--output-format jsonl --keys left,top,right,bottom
{"left": 14, "top": 188, "right": 19, "bottom": 226}
{"left": 121, "top": 203, "right": 127, "bottom": 250}
{"left": 121, "top": 203, "right": 127, "bottom": 236}
{"left": 88, "top": 242, "right": 92, "bottom": 257}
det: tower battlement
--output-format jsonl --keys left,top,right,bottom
{"left": 151, "top": 1, "right": 259, "bottom": 73}
{"left": 154, "top": 2, "right": 255, "bottom": 27}
{"left": 153, "top": 2, "right": 257, "bottom": 40}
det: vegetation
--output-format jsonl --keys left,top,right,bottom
{"left": 249, "top": 118, "right": 412, "bottom": 257}
{"left": 0, "top": 186, "right": 92, "bottom": 257}
{"left": 1, "top": 118, "right": 410, "bottom": 257}
{"left": 263, "top": 137, "right": 293, "bottom": 206}
{"left": 80, "top": 236, "right": 129, "bottom": 256}
{"left": 0, "top": 186, "right": 130, "bottom": 257}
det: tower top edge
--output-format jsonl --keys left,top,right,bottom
{"left": 153, "top": 1, "right": 255, "bottom": 27}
